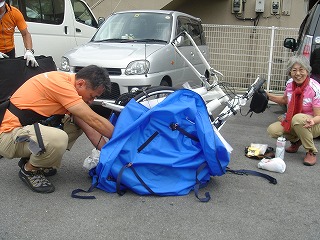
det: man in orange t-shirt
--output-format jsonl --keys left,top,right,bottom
{"left": 0, "top": 65, "right": 114, "bottom": 193}
{"left": 0, "top": 0, "right": 38, "bottom": 67}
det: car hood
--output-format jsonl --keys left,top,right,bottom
{"left": 65, "top": 42, "right": 167, "bottom": 67}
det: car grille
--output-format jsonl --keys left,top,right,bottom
{"left": 74, "top": 66, "right": 121, "bottom": 100}
{"left": 74, "top": 66, "right": 121, "bottom": 75}
{"left": 101, "top": 82, "right": 120, "bottom": 100}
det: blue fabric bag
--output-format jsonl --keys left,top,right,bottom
{"left": 89, "top": 89, "right": 230, "bottom": 201}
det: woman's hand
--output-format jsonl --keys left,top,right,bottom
{"left": 304, "top": 118, "right": 315, "bottom": 128}
{"left": 305, "top": 107, "right": 320, "bottom": 128}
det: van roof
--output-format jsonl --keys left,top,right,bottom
{"left": 111, "top": 10, "right": 202, "bottom": 22}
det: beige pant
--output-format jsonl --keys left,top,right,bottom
{"left": 267, "top": 113, "right": 320, "bottom": 153}
{"left": 0, "top": 116, "right": 83, "bottom": 168}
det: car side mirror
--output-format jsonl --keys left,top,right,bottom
{"left": 98, "top": 17, "right": 105, "bottom": 27}
{"left": 284, "top": 38, "right": 297, "bottom": 52}
{"left": 172, "top": 35, "right": 184, "bottom": 47}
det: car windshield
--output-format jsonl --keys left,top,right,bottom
{"left": 93, "top": 12, "right": 172, "bottom": 43}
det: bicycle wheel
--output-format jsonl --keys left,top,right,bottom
{"left": 134, "top": 86, "right": 177, "bottom": 108}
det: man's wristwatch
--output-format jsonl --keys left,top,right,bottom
{"left": 26, "top": 49, "right": 35, "bottom": 54}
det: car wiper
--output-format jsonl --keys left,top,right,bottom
{"left": 93, "top": 39, "right": 134, "bottom": 43}
{"left": 93, "top": 39, "right": 167, "bottom": 43}
{"left": 134, "top": 39, "right": 167, "bottom": 43}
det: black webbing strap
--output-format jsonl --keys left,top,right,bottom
{"left": 194, "top": 162, "right": 211, "bottom": 202}
{"left": 116, "top": 164, "right": 129, "bottom": 196}
{"left": 226, "top": 168, "right": 277, "bottom": 184}
{"left": 0, "top": 99, "right": 10, "bottom": 124}
{"left": 8, "top": 101, "right": 47, "bottom": 126}
{"left": 116, "top": 162, "right": 157, "bottom": 196}
{"left": 33, "top": 123, "right": 46, "bottom": 154}
{"left": 71, "top": 182, "right": 98, "bottom": 199}
{"left": 170, "top": 123, "right": 199, "bottom": 142}
{"left": 137, "top": 131, "right": 159, "bottom": 152}
{"left": 4, "top": 101, "right": 55, "bottom": 154}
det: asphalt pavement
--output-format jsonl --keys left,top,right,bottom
{"left": 0, "top": 103, "right": 319, "bottom": 240}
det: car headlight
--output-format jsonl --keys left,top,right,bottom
{"left": 60, "top": 57, "right": 70, "bottom": 72}
{"left": 125, "top": 60, "right": 150, "bottom": 75}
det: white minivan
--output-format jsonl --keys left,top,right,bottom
{"left": 10, "top": 0, "right": 99, "bottom": 66}
{"left": 60, "top": 10, "right": 210, "bottom": 101}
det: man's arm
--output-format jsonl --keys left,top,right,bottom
{"left": 20, "top": 28, "right": 39, "bottom": 67}
{"left": 67, "top": 101, "right": 114, "bottom": 139}
{"left": 20, "top": 28, "right": 33, "bottom": 50}
{"left": 73, "top": 116, "right": 107, "bottom": 150}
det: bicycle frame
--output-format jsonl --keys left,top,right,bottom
{"left": 172, "top": 31, "right": 264, "bottom": 130}
{"left": 171, "top": 32, "right": 230, "bottom": 116}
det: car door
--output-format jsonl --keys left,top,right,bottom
{"left": 174, "top": 16, "right": 209, "bottom": 86}
{"left": 70, "top": 0, "right": 98, "bottom": 46}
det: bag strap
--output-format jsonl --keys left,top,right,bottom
{"left": 71, "top": 182, "right": 98, "bottom": 199}
{"left": 33, "top": 123, "right": 46, "bottom": 154}
{"left": 116, "top": 162, "right": 157, "bottom": 196}
{"left": 170, "top": 123, "right": 199, "bottom": 142}
{"left": 137, "top": 131, "right": 159, "bottom": 152}
{"left": 8, "top": 101, "right": 47, "bottom": 126}
{"left": 0, "top": 99, "right": 10, "bottom": 125}
{"left": 194, "top": 162, "right": 211, "bottom": 202}
{"left": 226, "top": 167, "right": 277, "bottom": 184}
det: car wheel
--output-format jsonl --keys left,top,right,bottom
{"left": 160, "top": 79, "right": 170, "bottom": 86}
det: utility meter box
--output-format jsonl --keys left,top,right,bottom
{"left": 271, "top": 0, "right": 281, "bottom": 15}
{"left": 255, "top": 0, "right": 265, "bottom": 12}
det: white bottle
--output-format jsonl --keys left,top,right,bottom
{"left": 275, "top": 136, "right": 286, "bottom": 160}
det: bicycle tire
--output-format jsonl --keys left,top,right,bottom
{"left": 134, "top": 86, "right": 177, "bottom": 108}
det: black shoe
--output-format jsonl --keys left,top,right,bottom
{"left": 18, "top": 158, "right": 57, "bottom": 177}
{"left": 19, "top": 167, "right": 55, "bottom": 193}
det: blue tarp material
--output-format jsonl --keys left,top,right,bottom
{"left": 90, "top": 89, "right": 230, "bottom": 197}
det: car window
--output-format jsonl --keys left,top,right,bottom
{"left": 176, "top": 17, "right": 205, "bottom": 46}
{"left": 11, "top": 0, "right": 64, "bottom": 25}
{"left": 71, "top": 0, "right": 98, "bottom": 28}
{"left": 93, "top": 12, "right": 172, "bottom": 42}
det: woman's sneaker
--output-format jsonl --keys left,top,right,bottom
{"left": 19, "top": 166, "right": 55, "bottom": 193}
{"left": 18, "top": 157, "right": 57, "bottom": 177}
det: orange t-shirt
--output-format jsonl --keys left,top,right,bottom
{"left": 0, "top": 71, "right": 84, "bottom": 133}
{"left": 0, "top": 4, "right": 27, "bottom": 52}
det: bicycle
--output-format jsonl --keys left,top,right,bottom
{"left": 98, "top": 31, "right": 267, "bottom": 132}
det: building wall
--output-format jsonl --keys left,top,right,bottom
{"left": 85, "top": 0, "right": 308, "bottom": 28}
{"left": 85, "top": 0, "right": 172, "bottom": 18}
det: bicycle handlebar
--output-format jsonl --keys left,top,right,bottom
{"left": 212, "top": 76, "right": 266, "bottom": 130}
{"left": 242, "top": 76, "right": 266, "bottom": 100}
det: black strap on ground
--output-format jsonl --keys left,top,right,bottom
{"left": 33, "top": 123, "right": 46, "bottom": 154}
{"left": 71, "top": 182, "right": 98, "bottom": 199}
{"left": 226, "top": 167, "right": 277, "bottom": 184}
